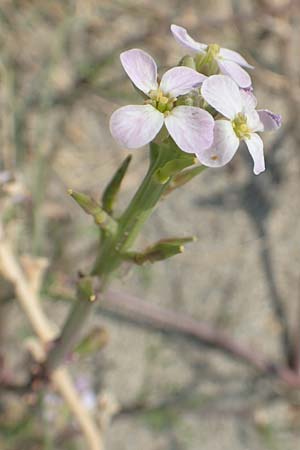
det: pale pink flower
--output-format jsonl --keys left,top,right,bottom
{"left": 110, "top": 49, "right": 214, "bottom": 153}
{"left": 198, "top": 75, "right": 281, "bottom": 175}
{"left": 171, "top": 24, "right": 253, "bottom": 88}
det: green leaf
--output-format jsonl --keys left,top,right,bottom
{"left": 102, "top": 155, "right": 132, "bottom": 214}
{"left": 75, "top": 327, "right": 109, "bottom": 355}
{"left": 164, "top": 164, "right": 207, "bottom": 195}
{"left": 154, "top": 156, "right": 196, "bottom": 184}
{"left": 124, "top": 236, "right": 196, "bottom": 264}
{"left": 68, "top": 189, "right": 118, "bottom": 235}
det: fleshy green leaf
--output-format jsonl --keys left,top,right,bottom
{"left": 102, "top": 155, "right": 132, "bottom": 214}
{"left": 69, "top": 189, "right": 118, "bottom": 235}
{"left": 124, "top": 236, "right": 196, "bottom": 264}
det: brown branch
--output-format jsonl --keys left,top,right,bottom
{"left": 0, "top": 226, "right": 104, "bottom": 450}
{"left": 102, "top": 289, "right": 300, "bottom": 388}
{"left": 0, "top": 376, "right": 29, "bottom": 394}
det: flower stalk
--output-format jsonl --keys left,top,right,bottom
{"left": 45, "top": 139, "right": 189, "bottom": 373}
{"left": 45, "top": 277, "right": 98, "bottom": 373}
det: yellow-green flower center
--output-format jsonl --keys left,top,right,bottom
{"left": 145, "top": 89, "right": 177, "bottom": 115}
{"left": 232, "top": 113, "right": 251, "bottom": 139}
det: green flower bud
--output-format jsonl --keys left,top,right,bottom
{"left": 179, "top": 55, "right": 196, "bottom": 70}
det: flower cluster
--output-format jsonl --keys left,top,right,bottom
{"left": 110, "top": 24, "right": 281, "bottom": 175}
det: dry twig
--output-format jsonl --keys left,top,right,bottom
{"left": 0, "top": 224, "right": 104, "bottom": 450}
{"left": 103, "top": 289, "right": 300, "bottom": 389}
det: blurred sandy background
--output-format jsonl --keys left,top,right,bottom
{"left": 1, "top": 0, "right": 300, "bottom": 449}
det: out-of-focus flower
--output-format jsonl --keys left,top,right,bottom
{"left": 198, "top": 75, "right": 281, "bottom": 175}
{"left": 76, "top": 376, "right": 97, "bottom": 411}
{"left": 171, "top": 24, "right": 253, "bottom": 88}
{"left": 110, "top": 49, "right": 214, "bottom": 153}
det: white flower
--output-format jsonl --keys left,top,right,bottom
{"left": 198, "top": 75, "right": 281, "bottom": 175}
{"left": 110, "top": 49, "right": 214, "bottom": 153}
{"left": 171, "top": 24, "right": 253, "bottom": 88}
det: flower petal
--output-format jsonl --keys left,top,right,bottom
{"left": 110, "top": 105, "right": 164, "bottom": 148}
{"left": 201, "top": 75, "right": 242, "bottom": 119}
{"left": 239, "top": 91, "right": 263, "bottom": 132}
{"left": 160, "top": 67, "right": 206, "bottom": 97}
{"left": 196, "top": 120, "right": 239, "bottom": 168}
{"left": 257, "top": 109, "right": 282, "bottom": 131}
{"left": 240, "top": 89, "right": 257, "bottom": 111}
{"left": 120, "top": 49, "right": 158, "bottom": 95}
{"left": 170, "top": 24, "right": 207, "bottom": 53}
{"left": 246, "top": 110, "right": 264, "bottom": 133}
{"left": 241, "top": 85, "right": 254, "bottom": 93}
{"left": 217, "top": 59, "right": 252, "bottom": 88}
{"left": 219, "top": 48, "right": 254, "bottom": 69}
{"left": 245, "top": 133, "right": 265, "bottom": 175}
{"left": 164, "top": 106, "right": 214, "bottom": 154}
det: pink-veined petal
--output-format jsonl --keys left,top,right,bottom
{"left": 120, "top": 49, "right": 158, "bottom": 95}
{"left": 257, "top": 109, "right": 282, "bottom": 131}
{"left": 217, "top": 59, "right": 252, "bottom": 88}
{"left": 241, "top": 86, "right": 254, "bottom": 93}
{"left": 160, "top": 67, "right": 206, "bottom": 97}
{"left": 196, "top": 120, "right": 239, "bottom": 168}
{"left": 110, "top": 104, "right": 164, "bottom": 148}
{"left": 170, "top": 24, "right": 207, "bottom": 53}
{"left": 164, "top": 106, "right": 214, "bottom": 154}
{"left": 219, "top": 48, "right": 254, "bottom": 69}
{"left": 245, "top": 133, "right": 265, "bottom": 175}
{"left": 201, "top": 75, "right": 242, "bottom": 119}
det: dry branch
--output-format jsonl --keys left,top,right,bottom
{"left": 103, "top": 289, "right": 300, "bottom": 389}
{"left": 0, "top": 226, "right": 104, "bottom": 450}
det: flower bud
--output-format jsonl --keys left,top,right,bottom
{"left": 179, "top": 55, "right": 196, "bottom": 70}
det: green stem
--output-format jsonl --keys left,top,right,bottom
{"left": 92, "top": 141, "right": 174, "bottom": 276}
{"left": 45, "top": 140, "right": 176, "bottom": 372}
{"left": 46, "top": 298, "right": 92, "bottom": 371}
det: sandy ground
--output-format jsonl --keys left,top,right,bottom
{"left": 1, "top": 0, "right": 300, "bottom": 449}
